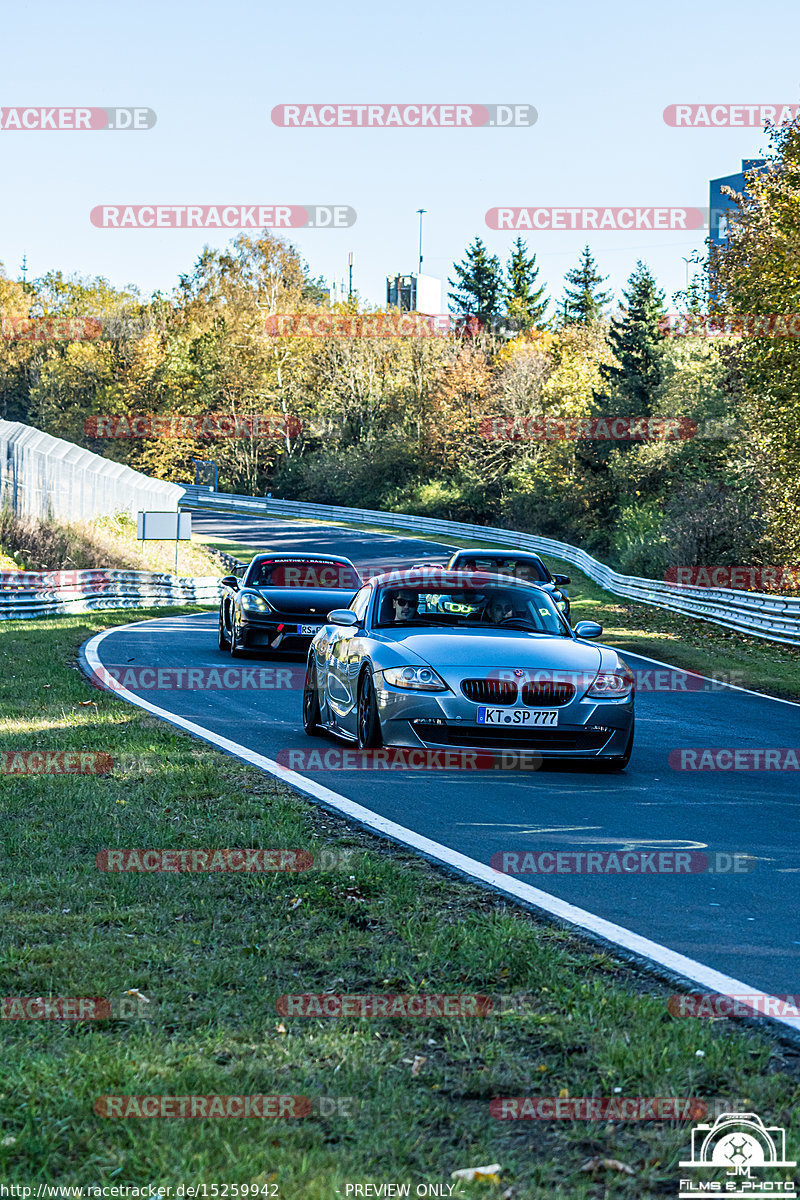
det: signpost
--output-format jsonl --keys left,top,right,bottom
{"left": 137, "top": 511, "right": 192, "bottom": 575}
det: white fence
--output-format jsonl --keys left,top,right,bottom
{"left": 0, "top": 419, "right": 183, "bottom": 521}
{"left": 0, "top": 569, "right": 220, "bottom": 621}
{"left": 181, "top": 486, "right": 800, "bottom": 647}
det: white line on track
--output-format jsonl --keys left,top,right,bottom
{"left": 624, "top": 649, "right": 800, "bottom": 709}
{"left": 82, "top": 616, "right": 800, "bottom": 1039}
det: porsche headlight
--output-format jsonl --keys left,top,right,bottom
{"left": 240, "top": 592, "right": 270, "bottom": 613}
{"left": 382, "top": 665, "right": 448, "bottom": 692}
{"left": 587, "top": 667, "right": 634, "bottom": 699}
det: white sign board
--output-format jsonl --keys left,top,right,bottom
{"left": 137, "top": 511, "right": 192, "bottom": 541}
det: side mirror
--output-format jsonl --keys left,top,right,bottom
{"left": 328, "top": 609, "right": 358, "bottom": 627}
{"left": 221, "top": 575, "right": 239, "bottom": 589}
{"left": 552, "top": 574, "right": 571, "bottom": 586}
{"left": 574, "top": 620, "right": 602, "bottom": 639}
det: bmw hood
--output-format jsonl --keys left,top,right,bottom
{"left": 376, "top": 629, "right": 604, "bottom": 672}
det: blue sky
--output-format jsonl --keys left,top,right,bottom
{"left": 1, "top": 0, "right": 797, "bottom": 314}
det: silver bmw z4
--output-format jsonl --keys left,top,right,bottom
{"left": 302, "top": 568, "right": 635, "bottom": 770}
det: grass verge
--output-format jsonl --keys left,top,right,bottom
{"left": 1, "top": 610, "right": 799, "bottom": 1197}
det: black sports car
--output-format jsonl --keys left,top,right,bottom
{"left": 445, "top": 548, "right": 571, "bottom": 618}
{"left": 218, "top": 553, "right": 362, "bottom": 656}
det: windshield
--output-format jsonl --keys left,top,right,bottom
{"left": 249, "top": 559, "right": 361, "bottom": 589}
{"left": 374, "top": 583, "right": 568, "bottom": 634}
{"left": 453, "top": 555, "right": 550, "bottom": 583}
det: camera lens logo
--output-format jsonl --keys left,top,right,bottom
{"left": 679, "top": 1112, "right": 796, "bottom": 1198}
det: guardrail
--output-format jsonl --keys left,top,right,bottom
{"left": 204, "top": 546, "right": 245, "bottom": 575}
{"left": 180, "top": 485, "right": 800, "bottom": 647}
{"left": 0, "top": 569, "right": 221, "bottom": 621}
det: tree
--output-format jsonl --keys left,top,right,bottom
{"left": 561, "top": 245, "right": 612, "bottom": 324}
{"left": 448, "top": 238, "right": 503, "bottom": 322}
{"left": 504, "top": 237, "right": 548, "bottom": 327}
{"left": 710, "top": 128, "right": 800, "bottom": 560}
{"left": 599, "top": 260, "right": 666, "bottom": 416}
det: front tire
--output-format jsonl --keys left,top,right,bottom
{"left": 218, "top": 605, "right": 231, "bottom": 651}
{"left": 357, "top": 671, "right": 383, "bottom": 749}
{"left": 302, "top": 659, "right": 323, "bottom": 736}
{"left": 229, "top": 609, "right": 244, "bottom": 658}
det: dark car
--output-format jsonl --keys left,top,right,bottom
{"left": 444, "top": 548, "right": 571, "bottom": 619}
{"left": 218, "top": 553, "right": 362, "bottom": 656}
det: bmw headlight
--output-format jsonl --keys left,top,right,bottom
{"left": 240, "top": 592, "right": 270, "bottom": 613}
{"left": 382, "top": 665, "right": 448, "bottom": 692}
{"left": 587, "top": 667, "right": 634, "bottom": 699}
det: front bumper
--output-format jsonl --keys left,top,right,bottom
{"left": 373, "top": 676, "right": 633, "bottom": 758}
{"left": 239, "top": 615, "right": 324, "bottom": 652}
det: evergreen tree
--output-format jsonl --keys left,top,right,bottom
{"left": 600, "top": 260, "right": 666, "bottom": 416}
{"left": 561, "top": 245, "right": 612, "bottom": 324}
{"left": 448, "top": 238, "right": 503, "bottom": 322}
{"left": 504, "top": 237, "right": 548, "bottom": 327}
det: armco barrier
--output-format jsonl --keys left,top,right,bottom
{"left": 0, "top": 419, "right": 185, "bottom": 521}
{"left": 0, "top": 570, "right": 220, "bottom": 621}
{"left": 180, "top": 486, "right": 800, "bottom": 647}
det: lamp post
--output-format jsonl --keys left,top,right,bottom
{"left": 416, "top": 209, "right": 426, "bottom": 276}
{"left": 682, "top": 250, "right": 703, "bottom": 293}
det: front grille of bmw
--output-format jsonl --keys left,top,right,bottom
{"left": 460, "top": 678, "right": 575, "bottom": 706}
{"left": 460, "top": 679, "right": 517, "bottom": 704}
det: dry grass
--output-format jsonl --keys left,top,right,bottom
{"left": 0, "top": 508, "right": 219, "bottom": 576}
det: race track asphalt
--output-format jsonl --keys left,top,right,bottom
{"left": 85, "top": 513, "right": 800, "bottom": 999}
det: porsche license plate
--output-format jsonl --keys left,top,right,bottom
{"left": 477, "top": 707, "right": 558, "bottom": 727}
{"left": 298, "top": 624, "right": 322, "bottom": 636}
